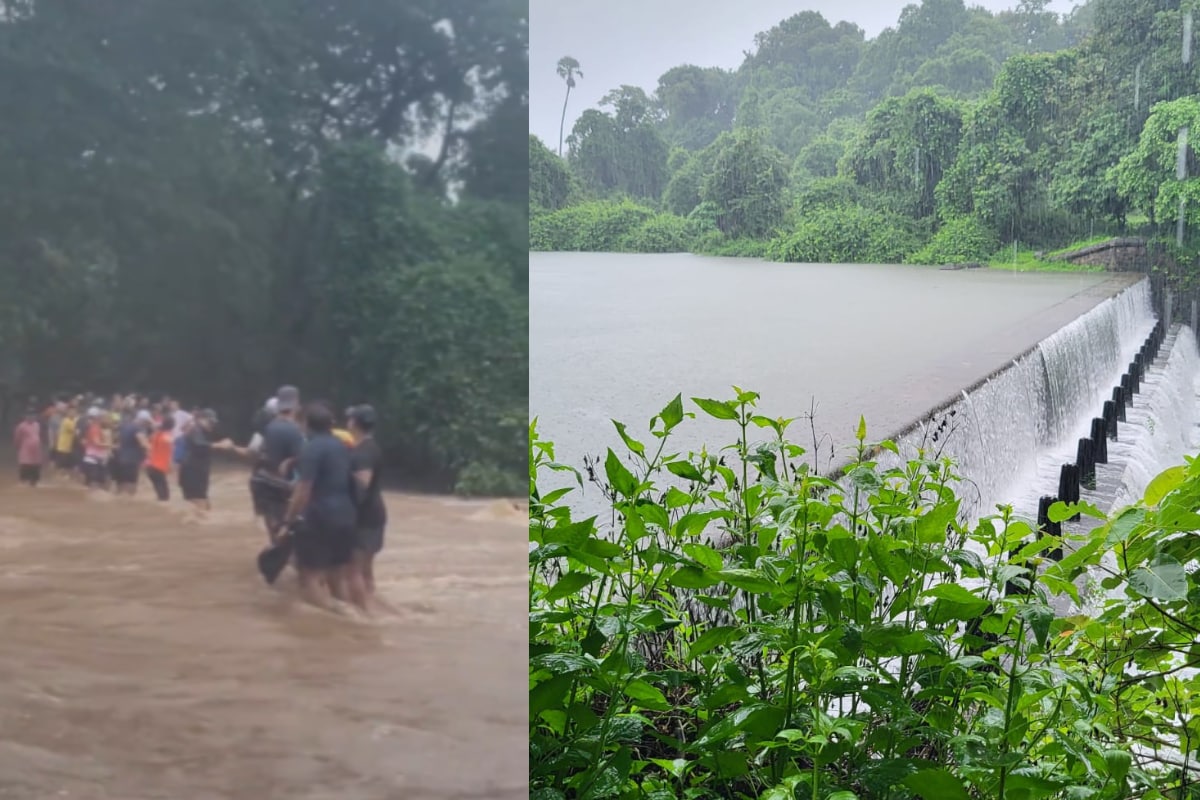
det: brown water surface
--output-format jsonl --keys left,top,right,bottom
{"left": 0, "top": 467, "right": 526, "bottom": 799}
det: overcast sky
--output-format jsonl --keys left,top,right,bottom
{"left": 530, "top": 0, "right": 1080, "bottom": 149}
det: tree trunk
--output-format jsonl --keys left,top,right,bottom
{"left": 558, "top": 86, "right": 571, "bottom": 157}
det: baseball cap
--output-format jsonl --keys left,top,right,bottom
{"left": 276, "top": 385, "right": 300, "bottom": 412}
{"left": 348, "top": 404, "right": 377, "bottom": 429}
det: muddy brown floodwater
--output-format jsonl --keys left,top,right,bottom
{"left": 0, "top": 465, "right": 526, "bottom": 800}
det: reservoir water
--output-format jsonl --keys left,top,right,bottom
{"left": 531, "top": 252, "right": 1142, "bottom": 509}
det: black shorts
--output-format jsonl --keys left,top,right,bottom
{"left": 292, "top": 518, "right": 355, "bottom": 570}
{"left": 179, "top": 466, "right": 210, "bottom": 501}
{"left": 17, "top": 464, "right": 40, "bottom": 485}
{"left": 82, "top": 459, "right": 106, "bottom": 486}
{"left": 249, "top": 475, "right": 292, "bottom": 519}
{"left": 354, "top": 526, "right": 385, "bottom": 556}
{"left": 112, "top": 460, "right": 140, "bottom": 485}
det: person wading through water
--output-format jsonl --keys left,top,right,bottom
{"left": 13, "top": 408, "right": 44, "bottom": 487}
{"left": 81, "top": 408, "right": 111, "bottom": 490}
{"left": 144, "top": 414, "right": 175, "bottom": 502}
{"left": 282, "top": 401, "right": 365, "bottom": 612}
{"left": 51, "top": 403, "right": 78, "bottom": 481}
{"left": 247, "top": 386, "right": 304, "bottom": 543}
{"left": 346, "top": 405, "right": 391, "bottom": 613}
{"left": 112, "top": 409, "right": 152, "bottom": 496}
{"left": 177, "top": 409, "right": 234, "bottom": 519}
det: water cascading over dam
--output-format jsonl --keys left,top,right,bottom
{"left": 878, "top": 279, "right": 1199, "bottom": 520}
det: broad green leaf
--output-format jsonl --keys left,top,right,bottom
{"left": 649, "top": 758, "right": 689, "bottom": 779}
{"left": 1047, "top": 500, "right": 1073, "bottom": 523}
{"left": 542, "top": 516, "right": 598, "bottom": 547}
{"left": 530, "top": 653, "right": 599, "bottom": 675}
{"left": 580, "top": 538, "right": 624, "bottom": 559}
{"left": 900, "top": 768, "right": 970, "bottom": 800}
{"left": 530, "top": 674, "right": 573, "bottom": 717}
{"left": 691, "top": 397, "right": 739, "bottom": 421}
{"left": 688, "top": 626, "right": 742, "bottom": 659}
{"left": 674, "top": 511, "right": 725, "bottom": 538}
{"left": 621, "top": 506, "right": 648, "bottom": 542}
{"left": 1128, "top": 558, "right": 1188, "bottom": 601}
{"left": 544, "top": 572, "right": 595, "bottom": 602}
{"left": 694, "top": 703, "right": 783, "bottom": 747}
{"left": 683, "top": 542, "right": 724, "bottom": 571}
{"left": 659, "top": 394, "right": 685, "bottom": 432}
{"left": 664, "top": 486, "right": 693, "bottom": 509}
{"left": 867, "top": 533, "right": 909, "bottom": 583}
{"left": 670, "top": 565, "right": 718, "bottom": 589}
{"left": 1103, "top": 749, "right": 1132, "bottom": 784}
{"left": 717, "top": 568, "right": 776, "bottom": 594}
{"left": 604, "top": 449, "right": 638, "bottom": 498}
{"left": 623, "top": 679, "right": 670, "bottom": 711}
{"left": 666, "top": 460, "right": 706, "bottom": 482}
{"left": 612, "top": 421, "right": 645, "bottom": 457}
{"left": 637, "top": 502, "right": 670, "bottom": 530}
{"left": 916, "top": 499, "right": 958, "bottom": 544}
{"left": 1145, "top": 465, "right": 1186, "bottom": 506}
{"left": 922, "top": 584, "right": 990, "bottom": 624}
{"left": 1017, "top": 603, "right": 1054, "bottom": 648}
{"left": 1104, "top": 507, "right": 1146, "bottom": 547}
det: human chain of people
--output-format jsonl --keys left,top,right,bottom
{"left": 12, "top": 386, "right": 391, "bottom": 616}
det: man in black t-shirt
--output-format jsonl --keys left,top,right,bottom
{"left": 179, "top": 410, "right": 233, "bottom": 516}
{"left": 282, "top": 401, "right": 364, "bottom": 611}
{"left": 347, "top": 405, "right": 388, "bottom": 610}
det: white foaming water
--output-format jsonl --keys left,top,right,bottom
{"left": 1009, "top": 325, "right": 1200, "bottom": 517}
{"left": 876, "top": 280, "right": 1157, "bottom": 518}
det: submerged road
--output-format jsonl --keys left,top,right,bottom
{"left": 0, "top": 468, "right": 526, "bottom": 799}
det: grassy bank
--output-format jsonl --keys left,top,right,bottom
{"left": 531, "top": 200, "right": 1148, "bottom": 273}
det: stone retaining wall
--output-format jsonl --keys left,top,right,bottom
{"left": 1048, "top": 237, "right": 1150, "bottom": 270}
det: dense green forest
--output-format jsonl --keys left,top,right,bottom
{"left": 530, "top": 0, "right": 1200, "bottom": 268}
{"left": 0, "top": 0, "right": 528, "bottom": 494}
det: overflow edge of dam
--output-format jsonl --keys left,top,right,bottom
{"left": 825, "top": 273, "right": 1151, "bottom": 482}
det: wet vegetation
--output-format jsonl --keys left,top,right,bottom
{"left": 530, "top": 389, "right": 1200, "bottom": 799}
{"left": 530, "top": 0, "right": 1200, "bottom": 273}
{"left": 0, "top": 1, "right": 528, "bottom": 494}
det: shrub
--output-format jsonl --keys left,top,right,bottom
{"left": 531, "top": 388, "right": 1200, "bottom": 799}
{"left": 906, "top": 215, "right": 1000, "bottom": 265}
{"left": 693, "top": 231, "right": 769, "bottom": 258}
{"left": 766, "top": 204, "right": 921, "bottom": 264}
{"left": 619, "top": 213, "right": 698, "bottom": 253}
{"left": 529, "top": 200, "right": 656, "bottom": 252}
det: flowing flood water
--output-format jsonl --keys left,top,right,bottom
{"left": 0, "top": 467, "right": 526, "bottom": 799}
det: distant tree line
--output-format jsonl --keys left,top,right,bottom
{"left": 531, "top": 0, "right": 1200, "bottom": 269}
{"left": 0, "top": 0, "right": 529, "bottom": 495}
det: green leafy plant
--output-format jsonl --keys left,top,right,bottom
{"left": 907, "top": 216, "right": 1000, "bottom": 266}
{"left": 531, "top": 389, "right": 1200, "bottom": 799}
{"left": 766, "top": 205, "right": 921, "bottom": 264}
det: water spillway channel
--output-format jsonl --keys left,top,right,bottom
{"left": 876, "top": 279, "right": 1198, "bottom": 523}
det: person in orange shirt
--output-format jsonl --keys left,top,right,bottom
{"left": 144, "top": 415, "right": 175, "bottom": 502}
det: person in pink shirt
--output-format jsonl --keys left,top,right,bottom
{"left": 13, "top": 408, "right": 44, "bottom": 488}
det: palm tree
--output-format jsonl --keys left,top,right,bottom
{"left": 556, "top": 56, "right": 582, "bottom": 157}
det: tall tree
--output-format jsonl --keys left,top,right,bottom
{"left": 556, "top": 55, "right": 582, "bottom": 156}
